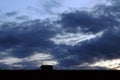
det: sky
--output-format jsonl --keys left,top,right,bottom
{"left": 0, "top": 0, "right": 111, "bottom": 21}
{"left": 0, "top": 0, "right": 120, "bottom": 70}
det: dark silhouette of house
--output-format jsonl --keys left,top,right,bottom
{"left": 40, "top": 65, "right": 53, "bottom": 71}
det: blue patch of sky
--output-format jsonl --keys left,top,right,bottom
{"left": 0, "top": 0, "right": 111, "bottom": 22}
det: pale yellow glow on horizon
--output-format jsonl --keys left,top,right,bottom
{"left": 80, "top": 59, "right": 120, "bottom": 70}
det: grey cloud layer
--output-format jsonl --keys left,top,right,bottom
{"left": 0, "top": 20, "right": 57, "bottom": 58}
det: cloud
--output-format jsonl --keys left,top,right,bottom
{"left": 1, "top": 0, "right": 120, "bottom": 70}
{"left": 50, "top": 31, "right": 103, "bottom": 46}
{"left": 57, "top": 28, "right": 120, "bottom": 68}
{"left": 38, "top": 0, "right": 61, "bottom": 14}
{"left": 4, "top": 11, "right": 18, "bottom": 17}
{"left": 0, "top": 57, "right": 22, "bottom": 65}
{"left": 57, "top": 9, "right": 118, "bottom": 33}
{"left": 0, "top": 12, "right": 18, "bottom": 24}
{"left": 53, "top": 0, "right": 120, "bottom": 69}
{"left": 79, "top": 58, "right": 120, "bottom": 70}
{"left": 0, "top": 52, "right": 58, "bottom": 69}
{"left": 16, "top": 15, "right": 29, "bottom": 21}
{"left": 0, "top": 19, "right": 58, "bottom": 58}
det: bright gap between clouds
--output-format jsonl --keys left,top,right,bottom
{"left": 79, "top": 59, "right": 120, "bottom": 70}
{"left": 0, "top": 52, "right": 58, "bottom": 69}
{"left": 50, "top": 31, "right": 104, "bottom": 46}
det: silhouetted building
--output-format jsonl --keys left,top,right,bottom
{"left": 41, "top": 65, "right": 53, "bottom": 71}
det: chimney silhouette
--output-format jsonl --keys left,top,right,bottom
{"left": 41, "top": 65, "right": 53, "bottom": 71}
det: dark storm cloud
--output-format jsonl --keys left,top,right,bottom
{"left": 57, "top": 9, "right": 119, "bottom": 33}
{"left": 0, "top": 19, "right": 58, "bottom": 58}
{"left": 56, "top": 0, "right": 120, "bottom": 34}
